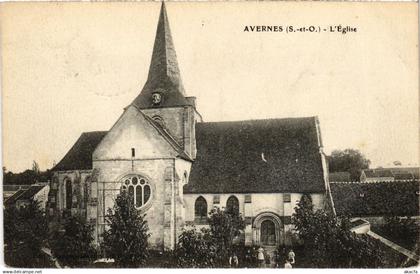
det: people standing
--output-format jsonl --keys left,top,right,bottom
{"left": 284, "top": 259, "right": 292, "bottom": 269}
{"left": 257, "top": 247, "right": 265, "bottom": 268}
{"left": 288, "top": 249, "right": 295, "bottom": 265}
{"left": 229, "top": 253, "right": 239, "bottom": 268}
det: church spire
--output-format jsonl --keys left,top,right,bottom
{"left": 132, "top": 2, "right": 191, "bottom": 109}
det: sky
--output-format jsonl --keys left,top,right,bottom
{"left": 1, "top": 1, "right": 418, "bottom": 172}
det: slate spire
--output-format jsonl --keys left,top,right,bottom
{"left": 132, "top": 2, "right": 191, "bottom": 109}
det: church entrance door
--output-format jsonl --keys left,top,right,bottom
{"left": 260, "top": 219, "right": 276, "bottom": 246}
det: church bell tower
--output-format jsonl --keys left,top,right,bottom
{"left": 131, "top": 2, "right": 201, "bottom": 159}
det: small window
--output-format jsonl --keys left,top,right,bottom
{"left": 244, "top": 194, "right": 252, "bottom": 203}
{"left": 152, "top": 115, "right": 165, "bottom": 128}
{"left": 284, "top": 193, "right": 291, "bottom": 203}
{"left": 131, "top": 148, "right": 135, "bottom": 157}
{"left": 213, "top": 195, "right": 220, "bottom": 204}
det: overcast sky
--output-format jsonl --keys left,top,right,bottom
{"left": 2, "top": 2, "right": 418, "bottom": 172}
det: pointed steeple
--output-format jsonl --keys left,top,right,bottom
{"left": 132, "top": 2, "right": 191, "bottom": 109}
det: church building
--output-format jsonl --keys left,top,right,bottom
{"left": 48, "top": 2, "right": 333, "bottom": 250}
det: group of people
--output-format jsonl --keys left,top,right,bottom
{"left": 228, "top": 247, "right": 296, "bottom": 268}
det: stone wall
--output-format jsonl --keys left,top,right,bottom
{"left": 183, "top": 192, "right": 325, "bottom": 246}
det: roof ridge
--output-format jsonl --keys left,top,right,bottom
{"left": 198, "top": 116, "right": 317, "bottom": 124}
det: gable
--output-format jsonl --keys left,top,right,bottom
{"left": 184, "top": 117, "right": 326, "bottom": 194}
{"left": 93, "top": 105, "right": 183, "bottom": 161}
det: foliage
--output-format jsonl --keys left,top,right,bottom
{"left": 49, "top": 216, "right": 97, "bottom": 267}
{"left": 207, "top": 207, "right": 245, "bottom": 264}
{"left": 4, "top": 200, "right": 50, "bottom": 267}
{"left": 292, "top": 195, "right": 387, "bottom": 268}
{"left": 102, "top": 191, "right": 150, "bottom": 267}
{"left": 175, "top": 227, "right": 216, "bottom": 267}
{"left": 32, "top": 160, "right": 40, "bottom": 174}
{"left": 174, "top": 207, "right": 245, "bottom": 267}
{"left": 330, "top": 181, "right": 419, "bottom": 217}
{"left": 378, "top": 217, "right": 419, "bottom": 251}
{"left": 328, "top": 149, "right": 370, "bottom": 181}
{"left": 3, "top": 167, "right": 53, "bottom": 185}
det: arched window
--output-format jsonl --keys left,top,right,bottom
{"left": 226, "top": 195, "right": 239, "bottom": 215}
{"left": 83, "top": 177, "right": 91, "bottom": 209}
{"left": 120, "top": 175, "right": 152, "bottom": 209}
{"left": 195, "top": 196, "right": 207, "bottom": 223}
{"left": 65, "top": 179, "right": 72, "bottom": 210}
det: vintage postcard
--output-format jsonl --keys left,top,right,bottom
{"left": 1, "top": 1, "right": 418, "bottom": 271}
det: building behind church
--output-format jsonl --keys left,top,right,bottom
{"left": 47, "top": 3, "right": 334, "bottom": 251}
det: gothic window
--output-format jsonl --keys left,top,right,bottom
{"left": 120, "top": 175, "right": 152, "bottom": 209}
{"left": 65, "top": 179, "right": 72, "bottom": 210}
{"left": 195, "top": 196, "right": 207, "bottom": 222}
{"left": 226, "top": 195, "right": 239, "bottom": 215}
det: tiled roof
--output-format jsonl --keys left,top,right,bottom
{"left": 18, "top": 185, "right": 46, "bottom": 200}
{"left": 4, "top": 185, "right": 47, "bottom": 206}
{"left": 4, "top": 189, "right": 26, "bottom": 206}
{"left": 52, "top": 131, "right": 107, "bottom": 171}
{"left": 184, "top": 117, "right": 326, "bottom": 194}
{"left": 363, "top": 169, "right": 394, "bottom": 178}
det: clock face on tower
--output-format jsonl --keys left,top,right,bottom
{"left": 151, "top": 92, "right": 162, "bottom": 105}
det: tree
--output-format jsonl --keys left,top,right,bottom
{"left": 207, "top": 207, "right": 245, "bottom": 264}
{"left": 4, "top": 200, "right": 50, "bottom": 267}
{"left": 292, "top": 195, "right": 385, "bottom": 268}
{"left": 102, "top": 191, "right": 150, "bottom": 267}
{"left": 328, "top": 149, "right": 371, "bottom": 181}
{"left": 32, "top": 160, "right": 40, "bottom": 174}
{"left": 175, "top": 227, "right": 216, "bottom": 268}
{"left": 50, "top": 216, "right": 97, "bottom": 267}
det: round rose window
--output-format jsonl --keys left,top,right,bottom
{"left": 120, "top": 175, "right": 151, "bottom": 208}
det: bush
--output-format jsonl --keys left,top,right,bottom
{"left": 330, "top": 181, "right": 419, "bottom": 217}
{"left": 380, "top": 216, "right": 419, "bottom": 251}
{"left": 102, "top": 191, "right": 150, "bottom": 267}
{"left": 49, "top": 216, "right": 97, "bottom": 267}
{"left": 175, "top": 227, "right": 216, "bottom": 267}
{"left": 4, "top": 200, "right": 49, "bottom": 267}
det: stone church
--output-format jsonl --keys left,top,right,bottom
{"left": 48, "top": 2, "right": 333, "bottom": 250}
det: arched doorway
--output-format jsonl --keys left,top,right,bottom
{"left": 261, "top": 220, "right": 276, "bottom": 246}
{"left": 253, "top": 212, "right": 283, "bottom": 246}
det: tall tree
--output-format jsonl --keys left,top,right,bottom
{"left": 328, "top": 149, "right": 371, "bottom": 181}
{"left": 4, "top": 200, "right": 49, "bottom": 267}
{"left": 102, "top": 191, "right": 150, "bottom": 267}
{"left": 32, "top": 160, "right": 40, "bottom": 174}
{"left": 50, "top": 216, "right": 97, "bottom": 267}
{"left": 207, "top": 207, "right": 245, "bottom": 264}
